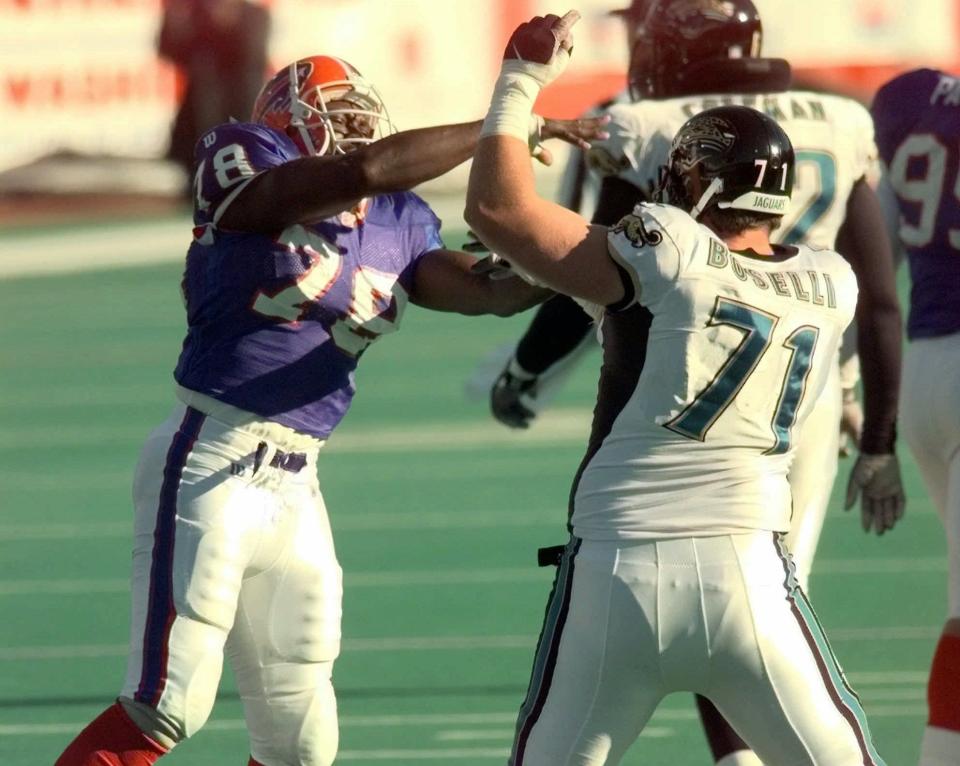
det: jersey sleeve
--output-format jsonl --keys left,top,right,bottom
{"left": 192, "top": 122, "right": 302, "bottom": 226}
{"left": 845, "top": 99, "right": 880, "bottom": 185}
{"left": 390, "top": 192, "right": 445, "bottom": 291}
{"left": 406, "top": 192, "right": 444, "bottom": 256}
{"left": 606, "top": 203, "right": 699, "bottom": 310}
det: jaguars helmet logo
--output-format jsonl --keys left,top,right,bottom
{"left": 669, "top": 115, "right": 737, "bottom": 171}
{"left": 668, "top": 0, "right": 738, "bottom": 28}
{"left": 612, "top": 213, "right": 663, "bottom": 248}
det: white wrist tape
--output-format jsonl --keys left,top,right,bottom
{"left": 502, "top": 51, "right": 571, "bottom": 88}
{"left": 480, "top": 70, "right": 543, "bottom": 145}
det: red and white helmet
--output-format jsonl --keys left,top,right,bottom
{"left": 251, "top": 55, "right": 393, "bottom": 156}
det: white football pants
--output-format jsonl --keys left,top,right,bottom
{"left": 786, "top": 359, "right": 842, "bottom": 592}
{"left": 121, "top": 395, "right": 341, "bottom": 766}
{"left": 510, "top": 533, "right": 885, "bottom": 766}
{"left": 900, "top": 333, "right": 960, "bottom": 618}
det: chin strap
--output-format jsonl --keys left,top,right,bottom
{"left": 690, "top": 177, "right": 724, "bottom": 220}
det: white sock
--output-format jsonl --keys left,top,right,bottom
{"left": 716, "top": 751, "right": 764, "bottom": 766}
{"left": 919, "top": 725, "right": 960, "bottom": 766}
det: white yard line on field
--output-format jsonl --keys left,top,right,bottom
{"left": 0, "top": 408, "right": 592, "bottom": 453}
{"left": 0, "top": 218, "right": 191, "bottom": 278}
{"left": 0, "top": 556, "right": 945, "bottom": 597}
{"left": 0, "top": 630, "right": 941, "bottom": 663}
{"left": 0, "top": 703, "right": 926, "bottom": 739}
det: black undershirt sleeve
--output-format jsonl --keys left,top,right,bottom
{"left": 514, "top": 294, "right": 595, "bottom": 375}
{"left": 513, "top": 176, "right": 647, "bottom": 375}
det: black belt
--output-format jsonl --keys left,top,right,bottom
{"left": 253, "top": 441, "right": 307, "bottom": 474}
{"left": 270, "top": 449, "right": 307, "bottom": 473}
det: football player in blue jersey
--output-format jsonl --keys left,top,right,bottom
{"left": 873, "top": 68, "right": 960, "bottom": 766}
{"left": 53, "top": 55, "right": 607, "bottom": 766}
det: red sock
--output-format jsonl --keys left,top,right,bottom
{"left": 928, "top": 633, "right": 960, "bottom": 731}
{"left": 55, "top": 702, "right": 168, "bottom": 766}
{"left": 247, "top": 759, "right": 266, "bottom": 766}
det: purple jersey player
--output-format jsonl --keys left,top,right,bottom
{"left": 176, "top": 119, "right": 445, "bottom": 439}
{"left": 872, "top": 68, "right": 960, "bottom": 766}
{"left": 55, "top": 54, "right": 607, "bottom": 766}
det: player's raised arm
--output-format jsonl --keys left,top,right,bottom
{"left": 224, "top": 121, "right": 608, "bottom": 234}
{"left": 465, "top": 12, "right": 627, "bottom": 308}
{"left": 212, "top": 56, "right": 606, "bottom": 234}
{"left": 221, "top": 120, "right": 486, "bottom": 232}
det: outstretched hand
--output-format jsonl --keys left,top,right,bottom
{"left": 534, "top": 114, "right": 611, "bottom": 163}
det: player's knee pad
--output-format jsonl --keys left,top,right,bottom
{"left": 295, "top": 674, "right": 339, "bottom": 766}
{"left": 249, "top": 664, "right": 339, "bottom": 766}
{"left": 270, "top": 550, "right": 343, "bottom": 663}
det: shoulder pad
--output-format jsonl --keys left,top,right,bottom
{"left": 193, "top": 121, "right": 300, "bottom": 164}
{"left": 614, "top": 203, "right": 697, "bottom": 245}
{"left": 606, "top": 203, "right": 697, "bottom": 311}
{"left": 608, "top": 204, "right": 701, "bottom": 261}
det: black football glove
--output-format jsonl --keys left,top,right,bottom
{"left": 490, "top": 362, "right": 539, "bottom": 429}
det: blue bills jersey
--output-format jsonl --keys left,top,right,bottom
{"left": 174, "top": 122, "right": 444, "bottom": 438}
{"left": 872, "top": 69, "right": 960, "bottom": 339}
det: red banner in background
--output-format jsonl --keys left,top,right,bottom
{"left": 0, "top": 0, "right": 958, "bottom": 173}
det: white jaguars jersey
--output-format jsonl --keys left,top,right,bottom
{"left": 571, "top": 204, "right": 857, "bottom": 540}
{"left": 587, "top": 90, "right": 878, "bottom": 248}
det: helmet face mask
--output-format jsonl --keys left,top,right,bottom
{"left": 252, "top": 56, "right": 395, "bottom": 156}
{"left": 657, "top": 106, "right": 794, "bottom": 220}
{"left": 628, "top": 0, "right": 763, "bottom": 99}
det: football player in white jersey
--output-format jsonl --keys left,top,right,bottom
{"left": 480, "top": 5, "right": 905, "bottom": 762}
{"left": 466, "top": 11, "right": 898, "bottom": 766}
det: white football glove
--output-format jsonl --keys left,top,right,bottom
{"left": 465, "top": 233, "right": 546, "bottom": 287}
{"left": 844, "top": 453, "right": 906, "bottom": 535}
{"left": 464, "top": 232, "right": 513, "bottom": 281}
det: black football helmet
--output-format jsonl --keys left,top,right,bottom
{"left": 659, "top": 105, "right": 795, "bottom": 220}
{"left": 628, "top": 0, "right": 764, "bottom": 99}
